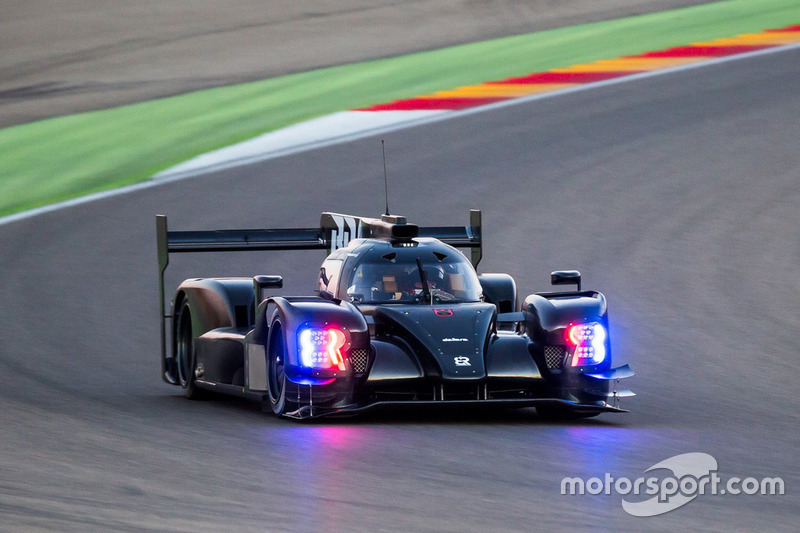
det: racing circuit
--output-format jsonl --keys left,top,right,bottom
{"left": 1, "top": 3, "right": 799, "bottom": 532}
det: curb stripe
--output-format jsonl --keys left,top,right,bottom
{"left": 695, "top": 32, "right": 800, "bottom": 46}
{"left": 637, "top": 45, "right": 772, "bottom": 57}
{"left": 354, "top": 24, "right": 800, "bottom": 113}
{"left": 361, "top": 96, "right": 507, "bottom": 111}
{"left": 766, "top": 25, "right": 800, "bottom": 32}
{"left": 491, "top": 71, "right": 637, "bottom": 84}
{"left": 427, "top": 83, "right": 576, "bottom": 98}
{"left": 554, "top": 57, "right": 706, "bottom": 70}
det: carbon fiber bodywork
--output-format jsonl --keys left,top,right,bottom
{"left": 156, "top": 211, "right": 633, "bottom": 419}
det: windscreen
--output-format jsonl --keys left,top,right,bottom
{"left": 342, "top": 245, "right": 482, "bottom": 304}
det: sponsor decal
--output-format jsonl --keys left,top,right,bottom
{"left": 560, "top": 452, "right": 785, "bottom": 517}
{"left": 330, "top": 215, "right": 362, "bottom": 252}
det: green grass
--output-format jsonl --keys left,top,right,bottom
{"left": 1, "top": 0, "right": 798, "bottom": 217}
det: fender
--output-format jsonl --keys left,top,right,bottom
{"left": 523, "top": 290, "right": 607, "bottom": 329}
{"left": 164, "top": 278, "right": 254, "bottom": 384}
{"left": 262, "top": 296, "right": 370, "bottom": 383}
{"left": 174, "top": 278, "right": 254, "bottom": 337}
{"left": 523, "top": 290, "right": 611, "bottom": 372}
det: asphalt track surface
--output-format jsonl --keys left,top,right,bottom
{"left": 1, "top": 46, "right": 799, "bottom": 531}
{"left": 0, "top": 0, "right": 714, "bottom": 127}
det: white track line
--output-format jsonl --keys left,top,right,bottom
{"left": 1, "top": 41, "right": 798, "bottom": 228}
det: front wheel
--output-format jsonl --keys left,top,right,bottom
{"left": 266, "top": 314, "right": 288, "bottom": 416}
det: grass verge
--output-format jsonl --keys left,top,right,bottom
{"left": 1, "top": 0, "right": 798, "bottom": 217}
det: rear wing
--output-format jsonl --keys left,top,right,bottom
{"left": 156, "top": 210, "right": 482, "bottom": 370}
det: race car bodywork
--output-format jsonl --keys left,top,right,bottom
{"left": 156, "top": 210, "right": 633, "bottom": 419}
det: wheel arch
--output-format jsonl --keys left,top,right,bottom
{"left": 261, "top": 296, "right": 370, "bottom": 374}
{"left": 173, "top": 278, "right": 254, "bottom": 335}
{"left": 522, "top": 290, "right": 612, "bottom": 373}
{"left": 165, "top": 278, "right": 254, "bottom": 384}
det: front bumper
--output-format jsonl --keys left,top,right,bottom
{"left": 283, "top": 397, "right": 628, "bottom": 420}
{"left": 280, "top": 363, "right": 635, "bottom": 420}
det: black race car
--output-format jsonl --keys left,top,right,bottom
{"left": 156, "top": 210, "right": 633, "bottom": 419}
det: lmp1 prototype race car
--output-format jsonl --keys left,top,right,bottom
{"left": 156, "top": 210, "right": 633, "bottom": 420}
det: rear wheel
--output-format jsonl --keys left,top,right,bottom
{"left": 266, "top": 314, "right": 288, "bottom": 416}
{"left": 175, "top": 302, "right": 207, "bottom": 400}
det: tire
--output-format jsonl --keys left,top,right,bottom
{"left": 265, "top": 313, "right": 288, "bottom": 416}
{"left": 175, "top": 302, "right": 207, "bottom": 400}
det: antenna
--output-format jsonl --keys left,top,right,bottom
{"left": 382, "top": 139, "right": 390, "bottom": 216}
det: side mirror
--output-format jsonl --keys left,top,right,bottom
{"left": 254, "top": 275, "right": 283, "bottom": 305}
{"left": 550, "top": 270, "right": 581, "bottom": 291}
{"left": 319, "top": 289, "right": 342, "bottom": 305}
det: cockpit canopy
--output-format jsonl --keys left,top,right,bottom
{"left": 327, "top": 239, "right": 483, "bottom": 304}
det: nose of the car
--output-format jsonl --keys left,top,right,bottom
{"left": 374, "top": 303, "right": 495, "bottom": 380}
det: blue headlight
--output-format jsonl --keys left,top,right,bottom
{"left": 567, "top": 322, "right": 606, "bottom": 366}
{"left": 298, "top": 327, "right": 347, "bottom": 370}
